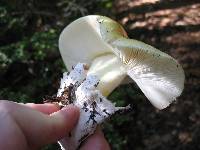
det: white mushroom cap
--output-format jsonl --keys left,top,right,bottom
{"left": 59, "top": 15, "right": 127, "bottom": 96}
{"left": 59, "top": 15, "right": 185, "bottom": 110}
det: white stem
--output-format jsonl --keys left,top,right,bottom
{"left": 87, "top": 54, "right": 127, "bottom": 96}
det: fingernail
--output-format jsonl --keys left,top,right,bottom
{"left": 61, "top": 104, "right": 79, "bottom": 112}
{"left": 60, "top": 105, "right": 80, "bottom": 121}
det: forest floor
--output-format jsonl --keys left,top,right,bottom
{"left": 112, "top": 0, "right": 200, "bottom": 149}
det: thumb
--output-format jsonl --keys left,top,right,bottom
{"left": 9, "top": 103, "right": 79, "bottom": 148}
{"left": 47, "top": 105, "right": 80, "bottom": 144}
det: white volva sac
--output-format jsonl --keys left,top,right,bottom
{"left": 58, "top": 15, "right": 185, "bottom": 149}
{"left": 57, "top": 63, "right": 130, "bottom": 150}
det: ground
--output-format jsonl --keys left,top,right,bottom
{"left": 107, "top": 0, "right": 200, "bottom": 149}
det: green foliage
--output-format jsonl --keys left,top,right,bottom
{"left": 0, "top": 30, "right": 62, "bottom": 103}
{"left": 0, "top": 0, "right": 135, "bottom": 149}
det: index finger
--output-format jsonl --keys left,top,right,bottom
{"left": 24, "top": 103, "right": 60, "bottom": 114}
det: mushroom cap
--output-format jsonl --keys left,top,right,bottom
{"left": 110, "top": 37, "right": 185, "bottom": 109}
{"left": 59, "top": 15, "right": 127, "bottom": 69}
{"left": 59, "top": 15, "right": 185, "bottom": 110}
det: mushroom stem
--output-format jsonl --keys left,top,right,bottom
{"left": 87, "top": 54, "right": 127, "bottom": 96}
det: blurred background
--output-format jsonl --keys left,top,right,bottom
{"left": 0, "top": 0, "right": 200, "bottom": 149}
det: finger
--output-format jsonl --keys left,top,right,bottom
{"left": 7, "top": 102, "right": 79, "bottom": 149}
{"left": 24, "top": 103, "right": 60, "bottom": 114}
{"left": 80, "top": 127, "right": 110, "bottom": 150}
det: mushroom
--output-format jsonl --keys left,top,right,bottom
{"left": 59, "top": 15, "right": 185, "bottom": 110}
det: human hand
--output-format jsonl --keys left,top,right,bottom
{"left": 0, "top": 100, "right": 110, "bottom": 150}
